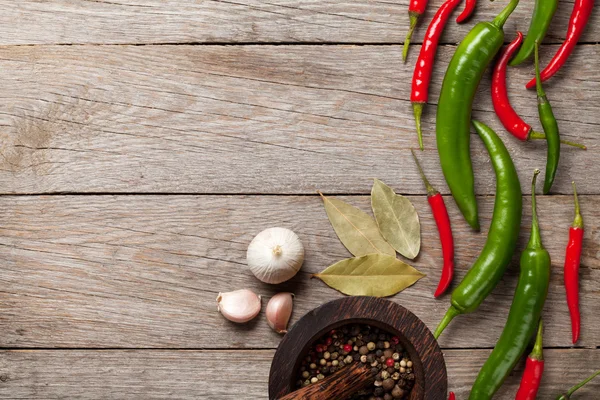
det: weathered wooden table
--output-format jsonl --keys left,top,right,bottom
{"left": 0, "top": 1, "right": 598, "bottom": 399}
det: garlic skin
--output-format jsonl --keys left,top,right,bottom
{"left": 266, "top": 293, "right": 294, "bottom": 334}
{"left": 216, "top": 289, "right": 261, "bottom": 323}
{"left": 247, "top": 227, "right": 304, "bottom": 284}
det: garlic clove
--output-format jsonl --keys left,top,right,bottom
{"left": 247, "top": 227, "right": 305, "bottom": 284}
{"left": 217, "top": 289, "right": 261, "bottom": 323}
{"left": 266, "top": 292, "right": 294, "bottom": 334}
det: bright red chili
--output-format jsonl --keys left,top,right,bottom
{"left": 449, "top": 392, "right": 456, "bottom": 400}
{"left": 515, "top": 320, "right": 544, "bottom": 400}
{"left": 411, "top": 150, "right": 455, "bottom": 297}
{"left": 411, "top": 0, "right": 461, "bottom": 150}
{"left": 456, "top": 0, "right": 476, "bottom": 23}
{"left": 526, "top": 0, "right": 594, "bottom": 88}
{"left": 403, "top": 0, "right": 430, "bottom": 62}
{"left": 493, "top": 32, "right": 531, "bottom": 141}
{"left": 565, "top": 181, "right": 584, "bottom": 344}
{"left": 492, "top": 33, "right": 587, "bottom": 149}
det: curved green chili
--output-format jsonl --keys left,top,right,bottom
{"left": 557, "top": 370, "right": 600, "bottom": 399}
{"left": 434, "top": 120, "right": 522, "bottom": 339}
{"left": 510, "top": 0, "right": 558, "bottom": 66}
{"left": 436, "top": 0, "right": 519, "bottom": 231}
{"left": 469, "top": 170, "right": 551, "bottom": 400}
{"left": 535, "top": 41, "right": 560, "bottom": 194}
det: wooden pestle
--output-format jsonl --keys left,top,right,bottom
{"left": 278, "top": 363, "right": 377, "bottom": 400}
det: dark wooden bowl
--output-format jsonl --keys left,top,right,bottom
{"left": 269, "top": 297, "right": 447, "bottom": 400}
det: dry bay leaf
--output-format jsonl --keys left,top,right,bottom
{"left": 319, "top": 193, "right": 395, "bottom": 257}
{"left": 371, "top": 179, "right": 421, "bottom": 259}
{"left": 313, "top": 254, "right": 425, "bottom": 297}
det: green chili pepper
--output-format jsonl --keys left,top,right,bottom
{"left": 434, "top": 121, "right": 522, "bottom": 339}
{"left": 535, "top": 41, "right": 560, "bottom": 194}
{"left": 509, "top": 0, "right": 558, "bottom": 66}
{"left": 557, "top": 370, "right": 600, "bottom": 399}
{"left": 436, "top": 0, "right": 519, "bottom": 231}
{"left": 469, "top": 169, "right": 550, "bottom": 400}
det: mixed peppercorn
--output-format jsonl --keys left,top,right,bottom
{"left": 296, "top": 324, "right": 415, "bottom": 399}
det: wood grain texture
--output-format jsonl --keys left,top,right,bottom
{"left": 0, "top": 44, "right": 598, "bottom": 195}
{"left": 0, "top": 195, "right": 598, "bottom": 349}
{"left": 0, "top": 349, "right": 598, "bottom": 399}
{"left": 0, "top": 0, "right": 597, "bottom": 45}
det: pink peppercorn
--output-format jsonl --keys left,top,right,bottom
{"left": 385, "top": 358, "right": 395, "bottom": 368}
{"left": 343, "top": 344, "right": 353, "bottom": 353}
{"left": 391, "top": 336, "right": 400, "bottom": 345}
{"left": 325, "top": 337, "right": 333, "bottom": 346}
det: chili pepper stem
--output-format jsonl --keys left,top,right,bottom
{"left": 529, "top": 169, "right": 542, "bottom": 249}
{"left": 572, "top": 181, "right": 583, "bottom": 229}
{"left": 535, "top": 41, "right": 547, "bottom": 100}
{"left": 529, "top": 131, "right": 587, "bottom": 149}
{"left": 411, "top": 149, "right": 438, "bottom": 196}
{"left": 531, "top": 319, "right": 544, "bottom": 360}
{"left": 434, "top": 305, "right": 460, "bottom": 339}
{"left": 413, "top": 103, "right": 425, "bottom": 150}
{"left": 403, "top": 13, "right": 419, "bottom": 63}
{"left": 493, "top": 0, "right": 520, "bottom": 28}
{"left": 558, "top": 370, "right": 600, "bottom": 399}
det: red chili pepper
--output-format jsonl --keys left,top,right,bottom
{"left": 492, "top": 33, "right": 587, "bottom": 150}
{"left": 449, "top": 392, "right": 456, "bottom": 400}
{"left": 411, "top": 150, "right": 455, "bottom": 297}
{"left": 515, "top": 320, "right": 544, "bottom": 400}
{"left": 492, "top": 32, "right": 532, "bottom": 141}
{"left": 411, "top": 0, "right": 461, "bottom": 150}
{"left": 526, "top": 0, "right": 594, "bottom": 89}
{"left": 565, "top": 181, "right": 584, "bottom": 344}
{"left": 456, "top": 0, "right": 476, "bottom": 23}
{"left": 403, "top": 0, "right": 430, "bottom": 62}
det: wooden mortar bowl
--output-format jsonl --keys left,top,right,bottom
{"left": 269, "top": 297, "right": 447, "bottom": 400}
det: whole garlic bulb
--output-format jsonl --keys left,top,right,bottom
{"left": 247, "top": 227, "right": 304, "bottom": 284}
{"left": 216, "top": 289, "right": 261, "bottom": 323}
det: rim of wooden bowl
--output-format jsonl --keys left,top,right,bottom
{"left": 268, "top": 296, "right": 447, "bottom": 400}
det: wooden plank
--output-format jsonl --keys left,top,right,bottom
{"left": 0, "top": 0, "right": 598, "bottom": 45}
{"left": 0, "top": 195, "right": 598, "bottom": 349}
{"left": 0, "top": 349, "right": 598, "bottom": 398}
{"left": 0, "top": 44, "right": 598, "bottom": 195}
